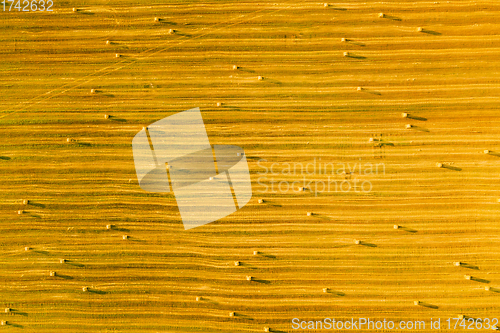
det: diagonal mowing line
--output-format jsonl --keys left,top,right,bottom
{"left": 0, "top": 4, "right": 293, "bottom": 120}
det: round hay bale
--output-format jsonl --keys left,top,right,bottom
{"left": 401, "top": 112, "right": 408, "bottom": 118}
{"left": 417, "top": 27, "right": 423, "bottom": 32}
{"left": 405, "top": 124, "right": 412, "bottom": 129}
{"left": 306, "top": 212, "right": 312, "bottom": 216}
{"left": 229, "top": 312, "right": 235, "bottom": 317}
{"left": 60, "top": 259, "right": 66, "bottom": 264}
{"left": 168, "top": 29, "right": 175, "bottom": 34}
{"left": 17, "top": 210, "right": 23, "bottom": 215}
{"left": 454, "top": 261, "right": 461, "bottom": 266}
{"left": 264, "top": 327, "right": 270, "bottom": 332}
{"left": 464, "top": 275, "right": 471, "bottom": 280}
{"left": 82, "top": 287, "right": 88, "bottom": 292}
{"left": 232, "top": 65, "right": 238, "bottom": 70}
{"left": 122, "top": 235, "right": 129, "bottom": 240}
{"left": 414, "top": 301, "right": 420, "bottom": 305}
{"left": 484, "top": 150, "right": 490, "bottom": 154}
{"left": 154, "top": 17, "right": 159, "bottom": 22}
{"left": 216, "top": 102, "right": 222, "bottom": 107}
{"left": 115, "top": 53, "right": 121, "bottom": 58}
{"left": 234, "top": 261, "right": 240, "bottom": 266}
{"left": 258, "top": 76, "right": 263, "bottom": 81}
{"left": 436, "top": 162, "right": 443, "bottom": 168}
{"left": 258, "top": 199, "right": 264, "bottom": 204}
{"left": 209, "top": 176, "right": 214, "bottom": 181}
{"left": 246, "top": 275, "right": 253, "bottom": 281}
{"left": 72, "top": 8, "right": 77, "bottom": 12}
{"left": 341, "top": 37, "right": 346, "bottom": 42}
{"left": 323, "top": 288, "right": 329, "bottom": 293}
{"left": 379, "top": 13, "right": 385, "bottom": 18}
{"left": 50, "top": 271, "right": 56, "bottom": 277}
{"left": 24, "top": 246, "right": 30, "bottom": 251}
{"left": 253, "top": 251, "right": 259, "bottom": 255}
{"left": 106, "top": 40, "right": 110, "bottom": 45}
{"left": 196, "top": 296, "right": 201, "bottom": 301}
{"left": 323, "top": 3, "right": 328, "bottom": 7}
{"left": 354, "top": 239, "right": 361, "bottom": 245}
{"left": 357, "top": 87, "right": 362, "bottom": 91}
{"left": 368, "top": 137, "right": 374, "bottom": 143}
{"left": 1, "top": 321, "right": 7, "bottom": 326}
{"left": 485, "top": 286, "right": 491, "bottom": 291}
{"left": 67, "top": 138, "right": 72, "bottom": 143}
{"left": 23, "top": 199, "right": 29, "bottom": 205}
{"left": 458, "top": 315, "right": 465, "bottom": 320}
{"left": 4, "top": 308, "right": 11, "bottom": 313}
{"left": 104, "top": 114, "right": 109, "bottom": 119}
{"left": 393, "top": 225, "right": 400, "bottom": 229}
{"left": 106, "top": 224, "right": 113, "bottom": 230}
{"left": 343, "top": 52, "right": 349, "bottom": 57}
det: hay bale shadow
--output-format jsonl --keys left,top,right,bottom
{"left": 384, "top": 14, "right": 402, "bottom": 21}
{"left": 471, "top": 277, "right": 490, "bottom": 284}
{"left": 10, "top": 309, "right": 28, "bottom": 317}
{"left": 88, "top": 288, "right": 107, "bottom": 295}
{"left": 418, "top": 301, "right": 439, "bottom": 309}
{"left": 349, "top": 41, "right": 366, "bottom": 47}
{"left": 0, "top": 156, "right": 11, "bottom": 160}
{"left": 112, "top": 227, "right": 130, "bottom": 232}
{"left": 252, "top": 278, "right": 271, "bottom": 284}
{"left": 487, "top": 287, "right": 500, "bottom": 293}
{"left": 55, "top": 273, "right": 73, "bottom": 280}
{"left": 33, "top": 250, "right": 49, "bottom": 255}
{"left": 411, "top": 125, "right": 430, "bottom": 132}
{"left": 239, "top": 262, "right": 258, "bottom": 270}
{"left": 238, "top": 67, "right": 256, "bottom": 73}
{"left": 359, "top": 241, "right": 377, "bottom": 247}
{"left": 79, "top": 10, "right": 95, "bottom": 15}
{"left": 421, "top": 29, "right": 441, "bottom": 35}
{"left": 10, "top": 323, "right": 24, "bottom": 328}
{"left": 315, "top": 214, "right": 332, "bottom": 221}
{"left": 407, "top": 115, "right": 427, "bottom": 121}
{"left": 485, "top": 151, "right": 500, "bottom": 157}
{"left": 363, "top": 89, "right": 381, "bottom": 95}
{"left": 66, "top": 260, "right": 85, "bottom": 268}
{"left": 76, "top": 142, "right": 92, "bottom": 147}
{"left": 325, "top": 290, "right": 345, "bottom": 296}
{"left": 234, "top": 313, "right": 253, "bottom": 320}
{"left": 30, "top": 202, "right": 45, "bottom": 208}
{"left": 331, "top": 7, "right": 347, "bottom": 11}
{"left": 380, "top": 142, "right": 395, "bottom": 147}
{"left": 442, "top": 164, "right": 462, "bottom": 171}
{"left": 260, "top": 253, "right": 276, "bottom": 259}
{"left": 347, "top": 53, "right": 366, "bottom": 60}
{"left": 110, "top": 116, "right": 126, "bottom": 122}
{"left": 458, "top": 262, "right": 479, "bottom": 270}
{"left": 400, "top": 226, "right": 418, "bottom": 233}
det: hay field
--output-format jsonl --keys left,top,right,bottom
{"left": 1, "top": 0, "right": 500, "bottom": 332}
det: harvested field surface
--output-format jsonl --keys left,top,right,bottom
{"left": 1, "top": 1, "right": 500, "bottom": 332}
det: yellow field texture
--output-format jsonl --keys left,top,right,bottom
{"left": 1, "top": 0, "right": 500, "bottom": 332}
